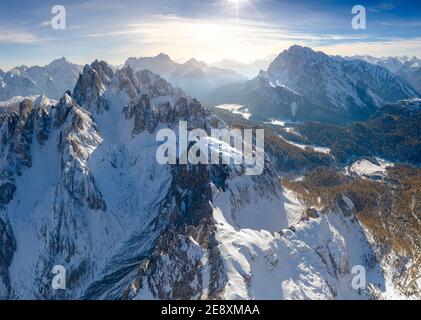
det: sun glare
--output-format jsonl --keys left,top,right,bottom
{"left": 224, "top": 0, "right": 262, "bottom": 22}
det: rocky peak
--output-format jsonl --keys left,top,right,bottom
{"left": 152, "top": 53, "right": 173, "bottom": 64}
{"left": 18, "top": 98, "right": 34, "bottom": 118}
{"left": 268, "top": 45, "right": 331, "bottom": 75}
{"left": 114, "top": 66, "right": 141, "bottom": 100}
{"left": 90, "top": 60, "right": 114, "bottom": 82}
{"left": 9, "top": 65, "right": 29, "bottom": 76}
{"left": 47, "top": 57, "right": 68, "bottom": 68}
{"left": 175, "top": 58, "right": 208, "bottom": 75}
{"left": 184, "top": 58, "right": 207, "bottom": 68}
{"left": 96, "top": 64, "right": 208, "bottom": 138}
{"left": 73, "top": 60, "right": 113, "bottom": 113}
{"left": 54, "top": 91, "right": 78, "bottom": 128}
{"left": 5, "top": 99, "right": 36, "bottom": 174}
{"left": 264, "top": 45, "right": 419, "bottom": 121}
{"left": 135, "top": 69, "right": 185, "bottom": 98}
{"left": 286, "top": 45, "right": 328, "bottom": 59}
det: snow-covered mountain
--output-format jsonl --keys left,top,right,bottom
{"left": 208, "top": 46, "right": 419, "bottom": 124}
{"left": 351, "top": 55, "right": 421, "bottom": 94}
{"left": 351, "top": 55, "right": 421, "bottom": 73}
{"left": 1, "top": 59, "right": 416, "bottom": 300}
{"left": 124, "top": 54, "right": 247, "bottom": 100}
{"left": 397, "top": 67, "right": 421, "bottom": 96}
{"left": 0, "top": 58, "right": 82, "bottom": 101}
{"left": 207, "top": 70, "right": 345, "bottom": 123}
{"left": 266, "top": 46, "right": 418, "bottom": 121}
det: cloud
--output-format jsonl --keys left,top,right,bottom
{"left": 40, "top": 21, "right": 51, "bottom": 27}
{"left": 368, "top": 1, "right": 397, "bottom": 13}
{"left": 83, "top": 15, "right": 331, "bottom": 41}
{"left": 0, "top": 29, "right": 50, "bottom": 44}
{"left": 81, "top": 14, "right": 372, "bottom": 62}
{"left": 1, "top": 2, "right": 419, "bottom": 68}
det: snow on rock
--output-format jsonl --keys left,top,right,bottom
{"left": 214, "top": 104, "right": 252, "bottom": 120}
{"left": 285, "top": 140, "right": 331, "bottom": 155}
{"left": 347, "top": 158, "right": 394, "bottom": 179}
{"left": 213, "top": 194, "right": 384, "bottom": 299}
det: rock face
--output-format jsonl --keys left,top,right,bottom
{"left": 73, "top": 60, "right": 113, "bottom": 113}
{"left": 0, "top": 183, "right": 16, "bottom": 205}
{"left": 0, "top": 60, "right": 418, "bottom": 300}
{"left": 0, "top": 215, "right": 16, "bottom": 298}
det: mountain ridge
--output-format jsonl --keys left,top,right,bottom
{"left": 124, "top": 54, "right": 247, "bottom": 99}
{"left": 207, "top": 45, "right": 419, "bottom": 124}
{"left": 0, "top": 58, "right": 83, "bottom": 101}
{"left": 350, "top": 54, "right": 421, "bottom": 94}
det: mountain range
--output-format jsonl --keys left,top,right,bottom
{"left": 124, "top": 54, "right": 247, "bottom": 99}
{"left": 0, "top": 60, "right": 375, "bottom": 300}
{"left": 0, "top": 46, "right": 420, "bottom": 300}
{"left": 0, "top": 58, "right": 82, "bottom": 101}
{"left": 207, "top": 45, "right": 419, "bottom": 124}
{"left": 350, "top": 55, "right": 421, "bottom": 94}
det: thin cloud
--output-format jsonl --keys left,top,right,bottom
{"left": 84, "top": 15, "right": 368, "bottom": 43}
{"left": 368, "top": 1, "right": 397, "bottom": 13}
{"left": 0, "top": 29, "right": 51, "bottom": 44}
{"left": 78, "top": 14, "right": 401, "bottom": 62}
{"left": 40, "top": 21, "right": 51, "bottom": 27}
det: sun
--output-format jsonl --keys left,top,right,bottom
{"left": 224, "top": 0, "right": 261, "bottom": 21}
{"left": 225, "top": 0, "right": 247, "bottom": 21}
{"left": 226, "top": 0, "right": 247, "bottom": 6}
{"left": 227, "top": 0, "right": 248, "bottom": 5}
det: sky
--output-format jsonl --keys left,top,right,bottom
{"left": 0, "top": 0, "right": 420, "bottom": 69}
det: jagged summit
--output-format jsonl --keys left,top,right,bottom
{"left": 155, "top": 52, "right": 172, "bottom": 60}
{"left": 48, "top": 57, "right": 70, "bottom": 67}
{"left": 73, "top": 60, "right": 113, "bottom": 113}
